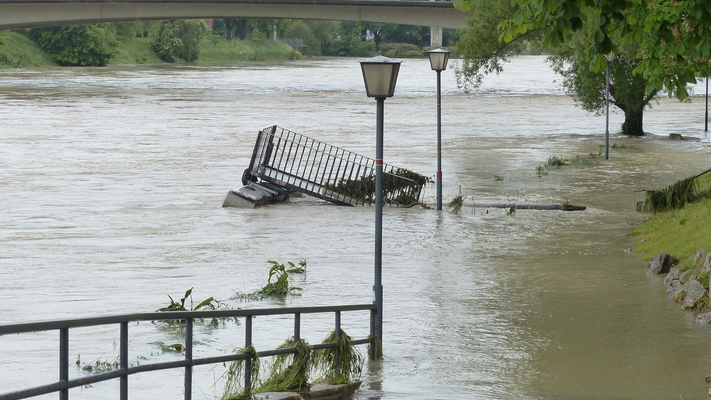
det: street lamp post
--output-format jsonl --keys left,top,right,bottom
{"left": 428, "top": 48, "right": 450, "bottom": 211}
{"left": 604, "top": 53, "right": 613, "bottom": 160}
{"left": 705, "top": 75, "right": 708, "bottom": 133}
{"left": 360, "top": 55, "right": 401, "bottom": 360}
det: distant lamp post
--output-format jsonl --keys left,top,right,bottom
{"left": 603, "top": 53, "right": 613, "bottom": 160}
{"left": 428, "top": 48, "right": 450, "bottom": 210}
{"left": 360, "top": 55, "right": 401, "bottom": 360}
{"left": 705, "top": 75, "right": 708, "bottom": 133}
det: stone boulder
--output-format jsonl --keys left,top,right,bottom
{"left": 664, "top": 268, "right": 681, "bottom": 286}
{"left": 703, "top": 252, "right": 711, "bottom": 275}
{"left": 697, "top": 311, "right": 711, "bottom": 324}
{"left": 680, "top": 270, "right": 694, "bottom": 284}
{"left": 682, "top": 280, "right": 707, "bottom": 309}
{"left": 646, "top": 252, "right": 678, "bottom": 275}
{"left": 666, "top": 280, "right": 687, "bottom": 298}
{"left": 694, "top": 249, "right": 706, "bottom": 267}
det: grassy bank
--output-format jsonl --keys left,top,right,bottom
{"left": 110, "top": 37, "right": 164, "bottom": 65}
{"left": 0, "top": 32, "right": 56, "bottom": 68}
{"left": 1, "top": 33, "right": 299, "bottom": 69}
{"left": 197, "top": 39, "right": 300, "bottom": 63}
{"left": 633, "top": 197, "right": 711, "bottom": 271}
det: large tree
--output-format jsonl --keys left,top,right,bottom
{"left": 151, "top": 20, "right": 206, "bottom": 63}
{"left": 549, "top": 36, "right": 656, "bottom": 136}
{"left": 459, "top": 0, "right": 711, "bottom": 100}
{"left": 454, "top": 0, "right": 656, "bottom": 135}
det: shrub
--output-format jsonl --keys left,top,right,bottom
{"left": 379, "top": 43, "right": 422, "bottom": 58}
{"left": 28, "top": 24, "right": 117, "bottom": 66}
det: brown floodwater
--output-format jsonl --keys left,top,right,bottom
{"left": 1, "top": 56, "right": 711, "bottom": 399}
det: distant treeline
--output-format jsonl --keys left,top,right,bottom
{"left": 0, "top": 19, "right": 460, "bottom": 67}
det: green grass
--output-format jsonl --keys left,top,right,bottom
{"left": 633, "top": 198, "right": 711, "bottom": 271}
{"left": 0, "top": 32, "right": 56, "bottom": 68}
{"left": 196, "top": 38, "right": 300, "bottom": 63}
{"left": 110, "top": 37, "right": 163, "bottom": 65}
{"left": 2, "top": 33, "right": 299, "bottom": 69}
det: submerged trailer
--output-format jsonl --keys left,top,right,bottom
{"left": 224, "top": 126, "right": 429, "bottom": 208}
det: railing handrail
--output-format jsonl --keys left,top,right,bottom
{"left": 258, "top": 130, "right": 418, "bottom": 184}
{"left": 0, "top": 303, "right": 375, "bottom": 335}
{"left": 1, "top": 303, "right": 376, "bottom": 400}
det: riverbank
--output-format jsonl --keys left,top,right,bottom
{"left": 633, "top": 171, "right": 711, "bottom": 322}
{"left": 0, "top": 32, "right": 299, "bottom": 68}
{"left": 634, "top": 198, "right": 711, "bottom": 271}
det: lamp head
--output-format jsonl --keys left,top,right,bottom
{"left": 428, "top": 48, "right": 451, "bottom": 72}
{"left": 360, "top": 55, "right": 401, "bottom": 98}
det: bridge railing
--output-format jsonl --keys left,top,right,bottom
{"left": 0, "top": 304, "right": 376, "bottom": 400}
{"left": 245, "top": 125, "right": 428, "bottom": 206}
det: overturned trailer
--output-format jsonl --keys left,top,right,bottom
{"left": 224, "top": 126, "right": 430, "bottom": 208}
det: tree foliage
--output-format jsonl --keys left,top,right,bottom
{"left": 548, "top": 31, "right": 656, "bottom": 136}
{"left": 151, "top": 20, "right": 206, "bottom": 63}
{"left": 28, "top": 24, "right": 117, "bottom": 66}
{"left": 454, "top": 0, "right": 659, "bottom": 135}
{"left": 453, "top": 0, "right": 529, "bottom": 90}
{"left": 454, "top": 0, "right": 711, "bottom": 100}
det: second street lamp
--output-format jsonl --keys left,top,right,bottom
{"left": 428, "top": 48, "right": 450, "bottom": 210}
{"left": 603, "top": 52, "right": 614, "bottom": 160}
{"left": 360, "top": 55, "right": 401, "bottom": 360}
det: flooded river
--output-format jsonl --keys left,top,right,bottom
{"left": 2, "top": 56, "right": 711, "bottom": 399}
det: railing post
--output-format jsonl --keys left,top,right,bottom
{"left": 334, "top": 311, "right": 341, "bottom": 364}
{"left": 294, "top": 313, "right": 301, "bottom": 342}
{"left": 244, "top": 315, "right": 253, "bottom": 392}
{"left": 369, "top": 308, "right": 376, "bottom": 360}
{"left": 59, "top": 328, "right": 69, "bottom": 400}
{"left": 120, "top": 322, "right": 128, "bottom": 400}
{"left": 184, "top": 318, "right": 193, "bottom": 400}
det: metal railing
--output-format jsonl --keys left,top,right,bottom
{"left": 0, "top": 304, "right": 376, "bottom": 400}
{"left": 243, "top": 125, "right": 428, "bottom": 206}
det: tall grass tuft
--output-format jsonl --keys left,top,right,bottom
{"left": 312, "top": 330, "right": 364, "bottom": 384}
{"left": 644, "top": 177, "right": 698, "bottom": 213}
{"left": 221, "top": 346, "right": 260, "bottom": 400}
{"left": 258, "top": 339, "right": 312, "bottom": 394}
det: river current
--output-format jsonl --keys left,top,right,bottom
{"left": 2, "top": 56, "right": 711, "bottom": 399}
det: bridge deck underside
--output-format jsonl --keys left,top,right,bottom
{"left": 0, "top": 1, "right": 467, "bottom": 30}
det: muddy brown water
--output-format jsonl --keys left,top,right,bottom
{"left": 1, "top": 56, "right": 711, "bottom": 399}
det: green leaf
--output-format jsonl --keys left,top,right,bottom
{"left": 591, "top": 55, "right": 605, "bottom": 73}
{"left": 194, "top": 297, "right": 216, "bottom": 311}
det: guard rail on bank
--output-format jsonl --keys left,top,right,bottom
{"left": 0, "top": 303, "right": 377, "bottom": 400}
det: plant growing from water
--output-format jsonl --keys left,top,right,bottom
{"left": 76, "top": 354, "right": 120, "bottom": 374}
{"left": 505, "top": 193, "right": 518, "bottom": 216}
{"left": 545, "top": 155, "right": 567, "bottom": 168}
{"left": 312, "top": 329, "right": 364, "bottom": 384}
{"left": 448, "top": 186, "right": 465, "bottom": 215}
{"left": 158, "top": 287, "right": 221, "bottom": 312}
{"left": 156, "top": 288, "right": 233, "bottom": 329}
{"left": 234, "top": 260, "right": 307, "bottom": 300}
{"left": 153, "top": 342, "right": 185, "bottom": 353}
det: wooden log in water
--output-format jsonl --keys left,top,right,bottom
{"left": 471, "top": 203, "right": 586, "bottom": 211}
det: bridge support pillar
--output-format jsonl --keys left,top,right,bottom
{"left": 430, "top": 26, "right": 443, "bottom": 47}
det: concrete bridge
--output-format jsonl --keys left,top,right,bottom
{"left": 0, "top": 0, "right": 468, "bottom": 31}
